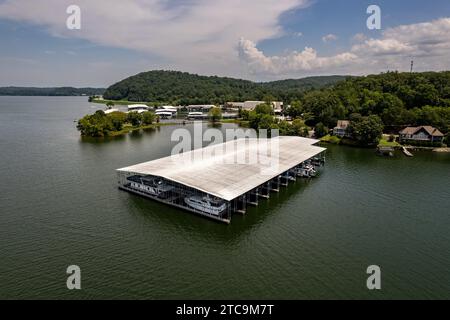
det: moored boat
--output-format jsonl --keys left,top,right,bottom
{"left": 126, "top": 175, "right": 173, "bottom": 197}
{"left": 184, "top": 195, "right": 227, "bottom": 216}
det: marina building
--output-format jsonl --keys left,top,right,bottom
{"left": 227, "top": 101, "right": 284, "bottom": 113}
{"left": 117, "top": 137, "right": 326, "bottom": 223}
{"left": 127, "top": 104, "right": 150, "bottom": 113}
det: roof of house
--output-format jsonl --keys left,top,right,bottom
{"left": 399, "top": 126, "right": 444, "bottom": 137}
{"left": 117, "top": 137, "right": 326, "bottom": 201}
{"left": 334, "top": 120, "right": 350, "bottom": 130}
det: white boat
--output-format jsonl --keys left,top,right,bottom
{"left": 127, "top": 176, "right": 173, "bottom": 197}
{"left": 184, "top": 195, "right": 227, "bottom": 216}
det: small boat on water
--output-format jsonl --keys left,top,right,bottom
{"left": 184, "top": 195, "right": 227, "bottom": 216}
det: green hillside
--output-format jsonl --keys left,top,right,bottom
{"left": 102, "top": 70, "right": 346, "bottom": 104}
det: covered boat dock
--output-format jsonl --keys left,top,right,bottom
{"left": 117, "top": 136, "right": 326, "bottom": 223}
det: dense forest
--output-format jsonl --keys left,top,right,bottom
{"left": 102, "top": 70, "right": 345, "bottom": 104}
{"left": 287, "top": 71, "right": 450, "bottom": 133}
{"left": 0, "top": 87, "right": 105, "bottom": 96}
{"left": 235, "top": 71, "right": 449, "bottom": 146}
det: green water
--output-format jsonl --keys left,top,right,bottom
{"left": 0, "top": 96, "right": 449, "bottom": 299}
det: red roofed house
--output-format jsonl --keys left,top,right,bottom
{"left": 399, "top": 126, "right": 444, "bottom": 144}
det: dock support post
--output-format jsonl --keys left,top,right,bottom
{"left": 270, "top": 177, "right": 280, "bottom": 192}
{"left": 280, "top": 173, "right": 289, "bottom": 186}
{"left": 247, "top": 189, "right": 258, "bottom": 206}
{"left": 258, "top": 183, "right": 270, "bottom": 199}
{"left": 235, "top": 195, "right": 246, "bottom": 215}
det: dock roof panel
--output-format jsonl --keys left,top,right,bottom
{"left": 117, "top": 136, "right": 326, "bottom": 201}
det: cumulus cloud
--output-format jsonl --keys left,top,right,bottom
{"left": 322, "top": 34, "right": 338, "bottom": 43}
{"left": 0, "top": 0, "right": 449, "bottom": 81}
{"left": 352, "top": 33, "right": 367, "bottom": 43}
{"left": 0, "top": 0, "right": 308, "bottom": 77}
{"left": 239, "top": 18, "right": 450, "bottom": 77}
{"left": 238, "top": 38, "right": 357, "bottom": 75}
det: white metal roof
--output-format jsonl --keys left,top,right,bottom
{"left": 117, "top": 136, "right": 326, "bottom": 201}
{"left": 128, "top": 104, "right": 149, "bottom": 109}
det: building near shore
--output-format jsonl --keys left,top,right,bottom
{"left": 399, "top": 126, "right": 444, "bottom": 143}
{"left": 227, "top": 101, "right": 283, "bottom": 113}
{"left": 333, "top": 120, "right": 351, "bottom": 138}
{"left": 127, "top": 104, "right": 150, "bottom": 113}
{"left": 117, "top": 137, "right": 326, "bottom": 223}
{"left": 187, "top": 105, "right": 216, "bottom": 112}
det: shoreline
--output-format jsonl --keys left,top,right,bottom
{"left": 79, "top": 119, "right": 240, "bottom": 138}
{"left": 319, "top": 137, "right": 450, "bottom": 153}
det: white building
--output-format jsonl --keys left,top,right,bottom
{"left": 227, "top": 101, "right": 283, "bottom": 113}
{"left": 187, "top": 105, "right": 216, "bottom": 112}
{"left": 128, "top": 104, "right": 150, "bottom": 113}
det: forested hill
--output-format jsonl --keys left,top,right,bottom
{"left": 102, "top": 70, "right": 346, "bottom": 104}
{"left": 287, "top": 71, "right": 450, "bottom": 135}
{"left": 0, "top": 87, "right": 105, "bottom": 96}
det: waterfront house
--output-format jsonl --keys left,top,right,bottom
{"left": 333, "top": 120, "right": 350, "bottom": 137}
{"left": 399, "top": 126, "right": 444, "bottom": 143}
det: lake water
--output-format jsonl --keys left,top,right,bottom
{"left": 0, "top": 96, "right": 449, "bottom": 299}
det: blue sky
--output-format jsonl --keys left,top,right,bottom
{"left": 260, "top": 0, "right": 449, "bottom": 55}
{"left": 0, "top": 0, "right": 449, "bottom": 86}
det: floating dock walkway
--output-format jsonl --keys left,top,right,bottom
{"left": 117, "top": 136, "right": 326, "bottom": 223}
{"left": 402, "top": 147, "right": 414, "bottom": 157}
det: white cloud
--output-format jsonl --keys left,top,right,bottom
{"left": 352, "top": 38, "right": 413, "bottom": 56}
{"left": 352, "top": 33, "right": 367, "bottom": 43}
{"left": 239, "top": 18, "right": 450, "bottom": 77}
{"left": 0, "top": 1, "right": 449, "bottom": 82}
{"left": 0, "top": 0, "right": 308, "bottom": 78}
{"left": 322, "top": 34, "right": 338, "bottom": 43}
{"left": 238, "top": 38, "right": 357, "bottom": 75}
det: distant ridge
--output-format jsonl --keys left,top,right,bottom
{"left": 103, "top": 70, "right": 347, "bottom": 104}
{"left": 0, "top": 87, "right": 105, "bottom": 96}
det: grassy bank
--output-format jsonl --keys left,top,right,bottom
{"left": 378, "top": 137, "right": 401, "bottom": 148}
{"left": 320, "top": 135, "right": 341, "bottom": 144}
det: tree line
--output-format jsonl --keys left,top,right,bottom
{"left": 283, "top": 71, "right": 450, "bottom": 145}
{"left": 102, "top": 70, "right": 345, "bottom": 104}
{"left": 0, "top": 87, "right": 105, "bottom": 96}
